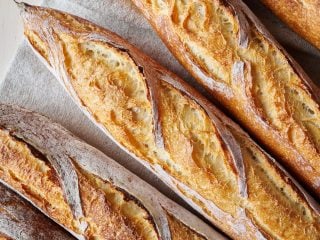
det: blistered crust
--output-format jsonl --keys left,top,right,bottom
{"left": 21, "top": 4, "right": 320, "bottom": 240}
{"left": 166, "top": 213, "right": 206, "bottom": 240}
{"left": 131, "top": 0, "right": 320, "bottom": 198}
{"left": 0, "top": 102, "right": 221, "bottom": 240}
{"left": 260, "top": 0, "right": 320, "bottom": 49}
{"left": 0, "top": 181, "right": 75, "bottom": 240}
{"left": 0, "top": 130, "right": 156, "bottom": 239}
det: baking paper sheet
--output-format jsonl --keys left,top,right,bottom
{"left": 1, "top": 0, "right": 319, "bottom": 220}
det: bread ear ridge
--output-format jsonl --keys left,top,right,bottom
{"left": 20, "top": 3, "right": 320, "bottom": 240}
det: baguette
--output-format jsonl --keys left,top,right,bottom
{"left": 21, "top": 3, "right": 320, "bottom": 240}
{"left": 259, "top": 0, "right": 320, "bottom": 50}
{"left": 0, "top": 181, "right": 75, "bottom": 240}
{"left": 130, "top": 0, "right": 320, "bottom": 198}
{"left": 0, "top": 104, "right": 223, "bottom": 240}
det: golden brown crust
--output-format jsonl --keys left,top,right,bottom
{"left": 131, "top": 0, "right": 320, "bottom": 199}
{"left": 0, "top": 130, "right": 152, "bottom": 239}
{"left": 0, "top": 235, "right": 9, "bottom": 240}
{"left": 21, "top": 3, "right": 320, "bottom": 240}
{"left": 260, "top": 0, "right": 320, "bottom": 49}
{"left": 77, "top": 171, "right": 146, "bottom": 239}
{"left": 0, "top": 235, "right": 10, "bottom": 240}
{"left": 0, "top": 181, "right": 75, "bottom": 240}
{"left": 0, "top": 103, "right": 221, "bottom": 240}
{"left": 166, "top": 213, "right": 206, "bottom": 240}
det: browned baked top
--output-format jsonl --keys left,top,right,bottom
{"left": 0, "top": 236, "right": 10, "bottom": 240}
{"left": 260, "top": 0, "right": 320, "bottom": 49}
{"left": 0, "top": 181, "right": 75, "bottom": 240}
{"left": 0, "top": 235, "right": 10, "bottom": 240}
{"left": 21, "top": 3, "right": 320, "bottom": 240}
{"left": 0, "top": 127, "right": 157, "bottom": 239}
{"left": 0, "top": 103, "right": 218, "bottom": 240}
{"left": 131, "top": 0, "right": 320, "bottom": 199}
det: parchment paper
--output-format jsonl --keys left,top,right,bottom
{"left": 1, "top": 0, "right": 319, "bottom": 219}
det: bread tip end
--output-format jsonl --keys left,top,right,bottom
{"left": 13, "top": 1, "right": 29, "bottom": 13}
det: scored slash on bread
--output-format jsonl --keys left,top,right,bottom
{"left": 130, "top": 0, "right": 320, "bottom": 199}
{"left": 19, "top": 3, "right": 320, "bottom": 240}
{"left": 0, "top": 181, "right": 76, "bottom": 240}
{"left": 0, "top": 104, "right": 223, "bottom": 239}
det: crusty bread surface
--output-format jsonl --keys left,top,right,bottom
{"left": 21, "top": 3, "right": 320, "bottom": 240}
{"left": 0, "top": 181, "right": 75, "bottom": 240}
{"left": 0, "top": 130, "right": 155, "bottom": 239}
{"left": 0, "top": 103, "right": 221, "bottom": 240}
{"left": 130, "top": 0, "right": 320, "bottom": 199}
{"left": 260, "top": 0, "right": 320, "bottom": 49}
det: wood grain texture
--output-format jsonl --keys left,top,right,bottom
{"left": 21, "top": 4, "right": 320, "bottom": 240}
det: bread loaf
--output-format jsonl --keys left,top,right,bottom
{"left": 0, "top": 181, "right": 75, "bottom": 240}
{"left": 21, "top": 3, "right": 320, "bottom": 240}
{"left": 0, "top": 104, "right": 223, "bottom": 240}
{"left": 130, "top": 0, "right": 320, "bottom": 198}
{"left": 259, "top": 0, "right": 320, "bottom": 49}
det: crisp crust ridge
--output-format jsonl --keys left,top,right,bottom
{"left": 20, "top": 3, "right": 320, "bottom": 240}
{"left": 131, "top": 0, "right": 320, "bottom": 199}
{"left": 0, "top": 180, "right": 75, "bottom": 240}
{"left": 0, "top": 102, "right": 220, "bottom": 240}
